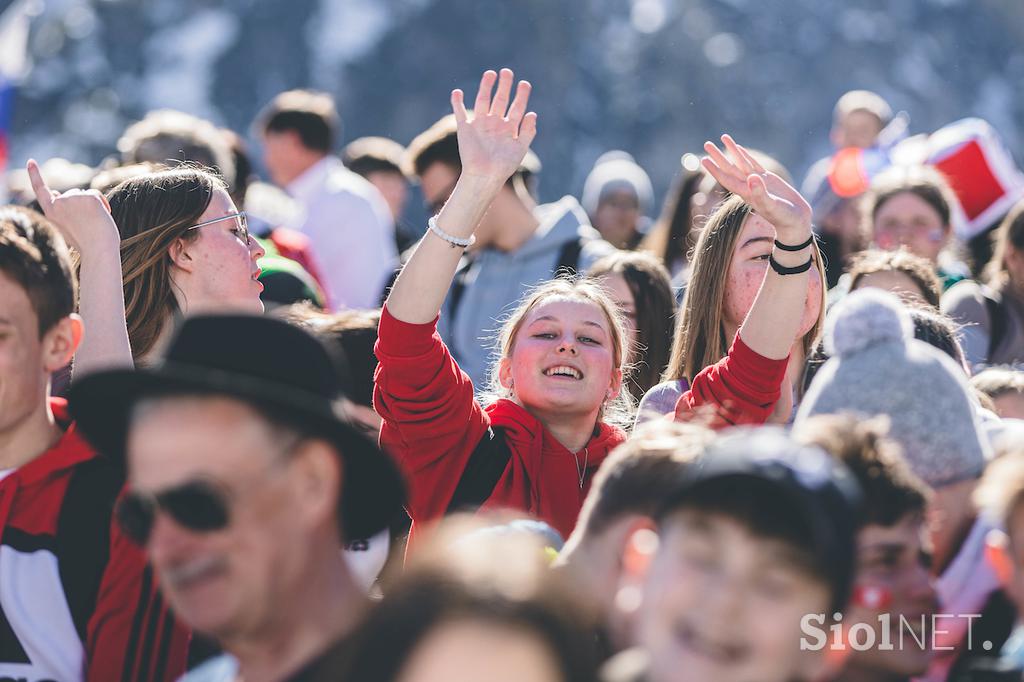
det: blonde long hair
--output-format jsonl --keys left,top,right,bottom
{"left": 485, "top": 277, "right": 635, "bottom": 428}
{"left": 663, "top": 194, "right": 826, "bottom": 384}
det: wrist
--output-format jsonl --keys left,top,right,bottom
{"left": 770, "top": 246, "right": 812, "bottom": 269}
{"left": 456, "top": 172, "right": 508, "bottom": 196}
{"left": 774, "top": 220, "right": 812, "bottom": 242}
{"left": 77, "top": 237, "right": 122, "bottom": 268}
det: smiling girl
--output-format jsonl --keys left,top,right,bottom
{"left": 638, "top": 137, "right": 826, "bottom": 428}
{"left": 374, "top": 69, "right": 630, "bottom": 542}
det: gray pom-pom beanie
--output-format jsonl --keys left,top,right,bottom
{"left": 796, "top": 289, "right": 989, "bottom": 488}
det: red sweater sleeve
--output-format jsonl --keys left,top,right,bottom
{"left": 674, "top": 333, "right": 789, "bottom": 429}
{"left": 374, "top": 306, "right": 491, "bottom": 522}
{"left": 85, "top": 514, "right": 188, "bottom": 682}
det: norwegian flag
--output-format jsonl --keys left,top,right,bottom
{"left": 0, "top": 0, "right": 32, "bottom": 187}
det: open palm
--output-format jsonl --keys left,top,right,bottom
{"left": 701, "top": 135, "right": 812, "bottom": 240}
{"left": 452, "top": 69, "right": 537, "bottom": 184}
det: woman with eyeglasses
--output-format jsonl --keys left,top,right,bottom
{"left": 27, "top": 161, "right": 265, "bottom": 371}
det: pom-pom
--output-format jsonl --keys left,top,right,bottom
{"left": 824, "top": 289, "right": 913, "bottom": 357}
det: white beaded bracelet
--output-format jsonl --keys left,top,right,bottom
{"left": 427, "top": 216, "right": 476, "bottom": 249}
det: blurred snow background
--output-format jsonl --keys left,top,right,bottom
{"left": 5, "top": 0, "right": 1024, "bottom": 204}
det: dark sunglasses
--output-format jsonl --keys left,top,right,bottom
{"left": 116, "top": 479, "right": 230, "bottom": 546}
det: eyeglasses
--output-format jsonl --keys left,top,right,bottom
{"left": 186, "top": 211, "right": 251, "bottom": 246}
{"left": 116, "top": 479, "right": 231, "bottom": 546}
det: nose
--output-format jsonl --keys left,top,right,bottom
{"left": 146, "top": 512, "right": 194, "bottom": 565}
{"left": 557, "top": 340, "right": 578, "bottom": 355}
{"left": 250, "top": 238, "right": 266, "bottom": 261}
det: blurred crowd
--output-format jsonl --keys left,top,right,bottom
{"left": 2, "top": 66, "right": 1024, "bottom": 682}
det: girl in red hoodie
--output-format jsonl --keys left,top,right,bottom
{"left": 374, "top": 68, "right": 630, "bottom": 542}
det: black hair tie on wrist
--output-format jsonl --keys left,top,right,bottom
{"left": 773, "top": 235, "right": 815, "bottom": 252}
{"left": 769, "top": 253, "right": 813, "bottom": 275}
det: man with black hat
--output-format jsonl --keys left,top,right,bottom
{"left": 69, "top": 314, "right": 406, "bottom": 682}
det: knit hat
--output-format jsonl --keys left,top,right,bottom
{"left": 581, "top": 151, "right": 653, "bottom": 217}
{"left": 796, "top": 289, "right": 989, "bottom": 488}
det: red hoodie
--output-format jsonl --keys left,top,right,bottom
{"left": 374, "top": 307, "right": 626, "bottom": 544}
{"left": 0, "top": 399, "right": 188, "bottom": 681}
{"left": 674, "top": 333, "right": 790, "bottom": 429}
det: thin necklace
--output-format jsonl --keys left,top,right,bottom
{"left": 574, "top": 447, "right": 589, "bottom": 489}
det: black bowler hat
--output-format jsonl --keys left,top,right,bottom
{"left": 68, "top": 314, "right": 406, "bottom": 542}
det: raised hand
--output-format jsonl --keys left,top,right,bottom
{"left": 451, "top": 68, "right": 537, "bottom": 185}
{"left": 701, "top": 135, "right": 812, "bottom": 242}
{"left": 27, "top": 159, "right": 120, "bottom": 255}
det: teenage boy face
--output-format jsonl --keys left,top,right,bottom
{"left": 843, "top": 512, "right": 937, "bottom": 677}
{"left": 638, "top": 507, "right": 831, "bottom": 679}
{"left": 637, "top": 509, "right": 831, "bottom": 682}
{"left": 0, "top": 271, "right": 79, "bottom": 437}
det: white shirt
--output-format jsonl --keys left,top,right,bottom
{"left": 286, "top": 157, "right": 398, "bottom": 310}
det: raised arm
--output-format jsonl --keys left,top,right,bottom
{"left": 28, "top": 160, "right": 133, "bottom": 375}
{"left": 702, "top": 135, "right": 816, "bottom": 360}
{"left": 385, "top": 68, "right": 537, "bottom": 323}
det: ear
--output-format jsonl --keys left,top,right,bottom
{"left": 612, "top": 525, "right": 660, "bottom": 617}
{"left": 606, "top": 366, "right": 624, "bottom": 400}
{"left": 498, "top": 355, "right": 514, "bottom": 390}
{"left": 611, "top": 515, "right": 656, "bottom": 567}
{"left": 41, "top": 314, "right": 83, "bottom": 373}
{"left": 290, "top": 440, "right": 343, "bottom": 530}
{"left": 167, "top": 237, "right": 196, "bottom": 274}
{"left": 621, "top": 525, "right": 658, "bottom": 582}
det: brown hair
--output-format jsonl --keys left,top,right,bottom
{"left": 343, "top": 136, "right": 406, "bottom": 177}
{"left": 486, "top": 278, "right": 633, "bottom": 427}
{"left": 405, "top": 115, "right": 461, "bottom": 178}
{"left": 587, "top": 251, "right": 676, "bottom": 397}
{"left": 862, "top": 165, "right": 957, "bottom": 238}
{"left": 0, "top": 207, "right": 76, "bottom": 335}
{"left": 106, "top": 167, "right": 225, "bottom": 360}
{"left": 639, "top": 163, "right": 713, "bottom": 272}
{"left": 794, "top": 414, "right": 928, "bottom": 528}
{"left": 848, "top": 248, "right": 942, "bottom": 308}
{"left": 118, "top": 110, "right": 236, "bottom": 191}
{"left": 256, "top": 89, "right": 338, "bottom": 153}
{"left": 984, "top": 198, "right": 1024, "bottom": 290}
{"left": 572, "top": 421, "right": 713, "bottom": 541}
{"left": 347, "top": 515, "right": 598, "bottom": 682}
{"left": 663, "top": 194, "right": 826, "bottom": 383}
{"left": 971, "top": 366, "right": 1024, "bottom": 401}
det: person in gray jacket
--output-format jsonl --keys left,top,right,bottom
{"left": 406, "top": 114, "right": 615, "bottom": 390}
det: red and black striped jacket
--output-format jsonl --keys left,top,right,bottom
{"left": 0, "top": 399, "right": 188, "bottom": 681}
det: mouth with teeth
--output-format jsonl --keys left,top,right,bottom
{"left": 544, "top": 365, "right": 583, "bottom": 380}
